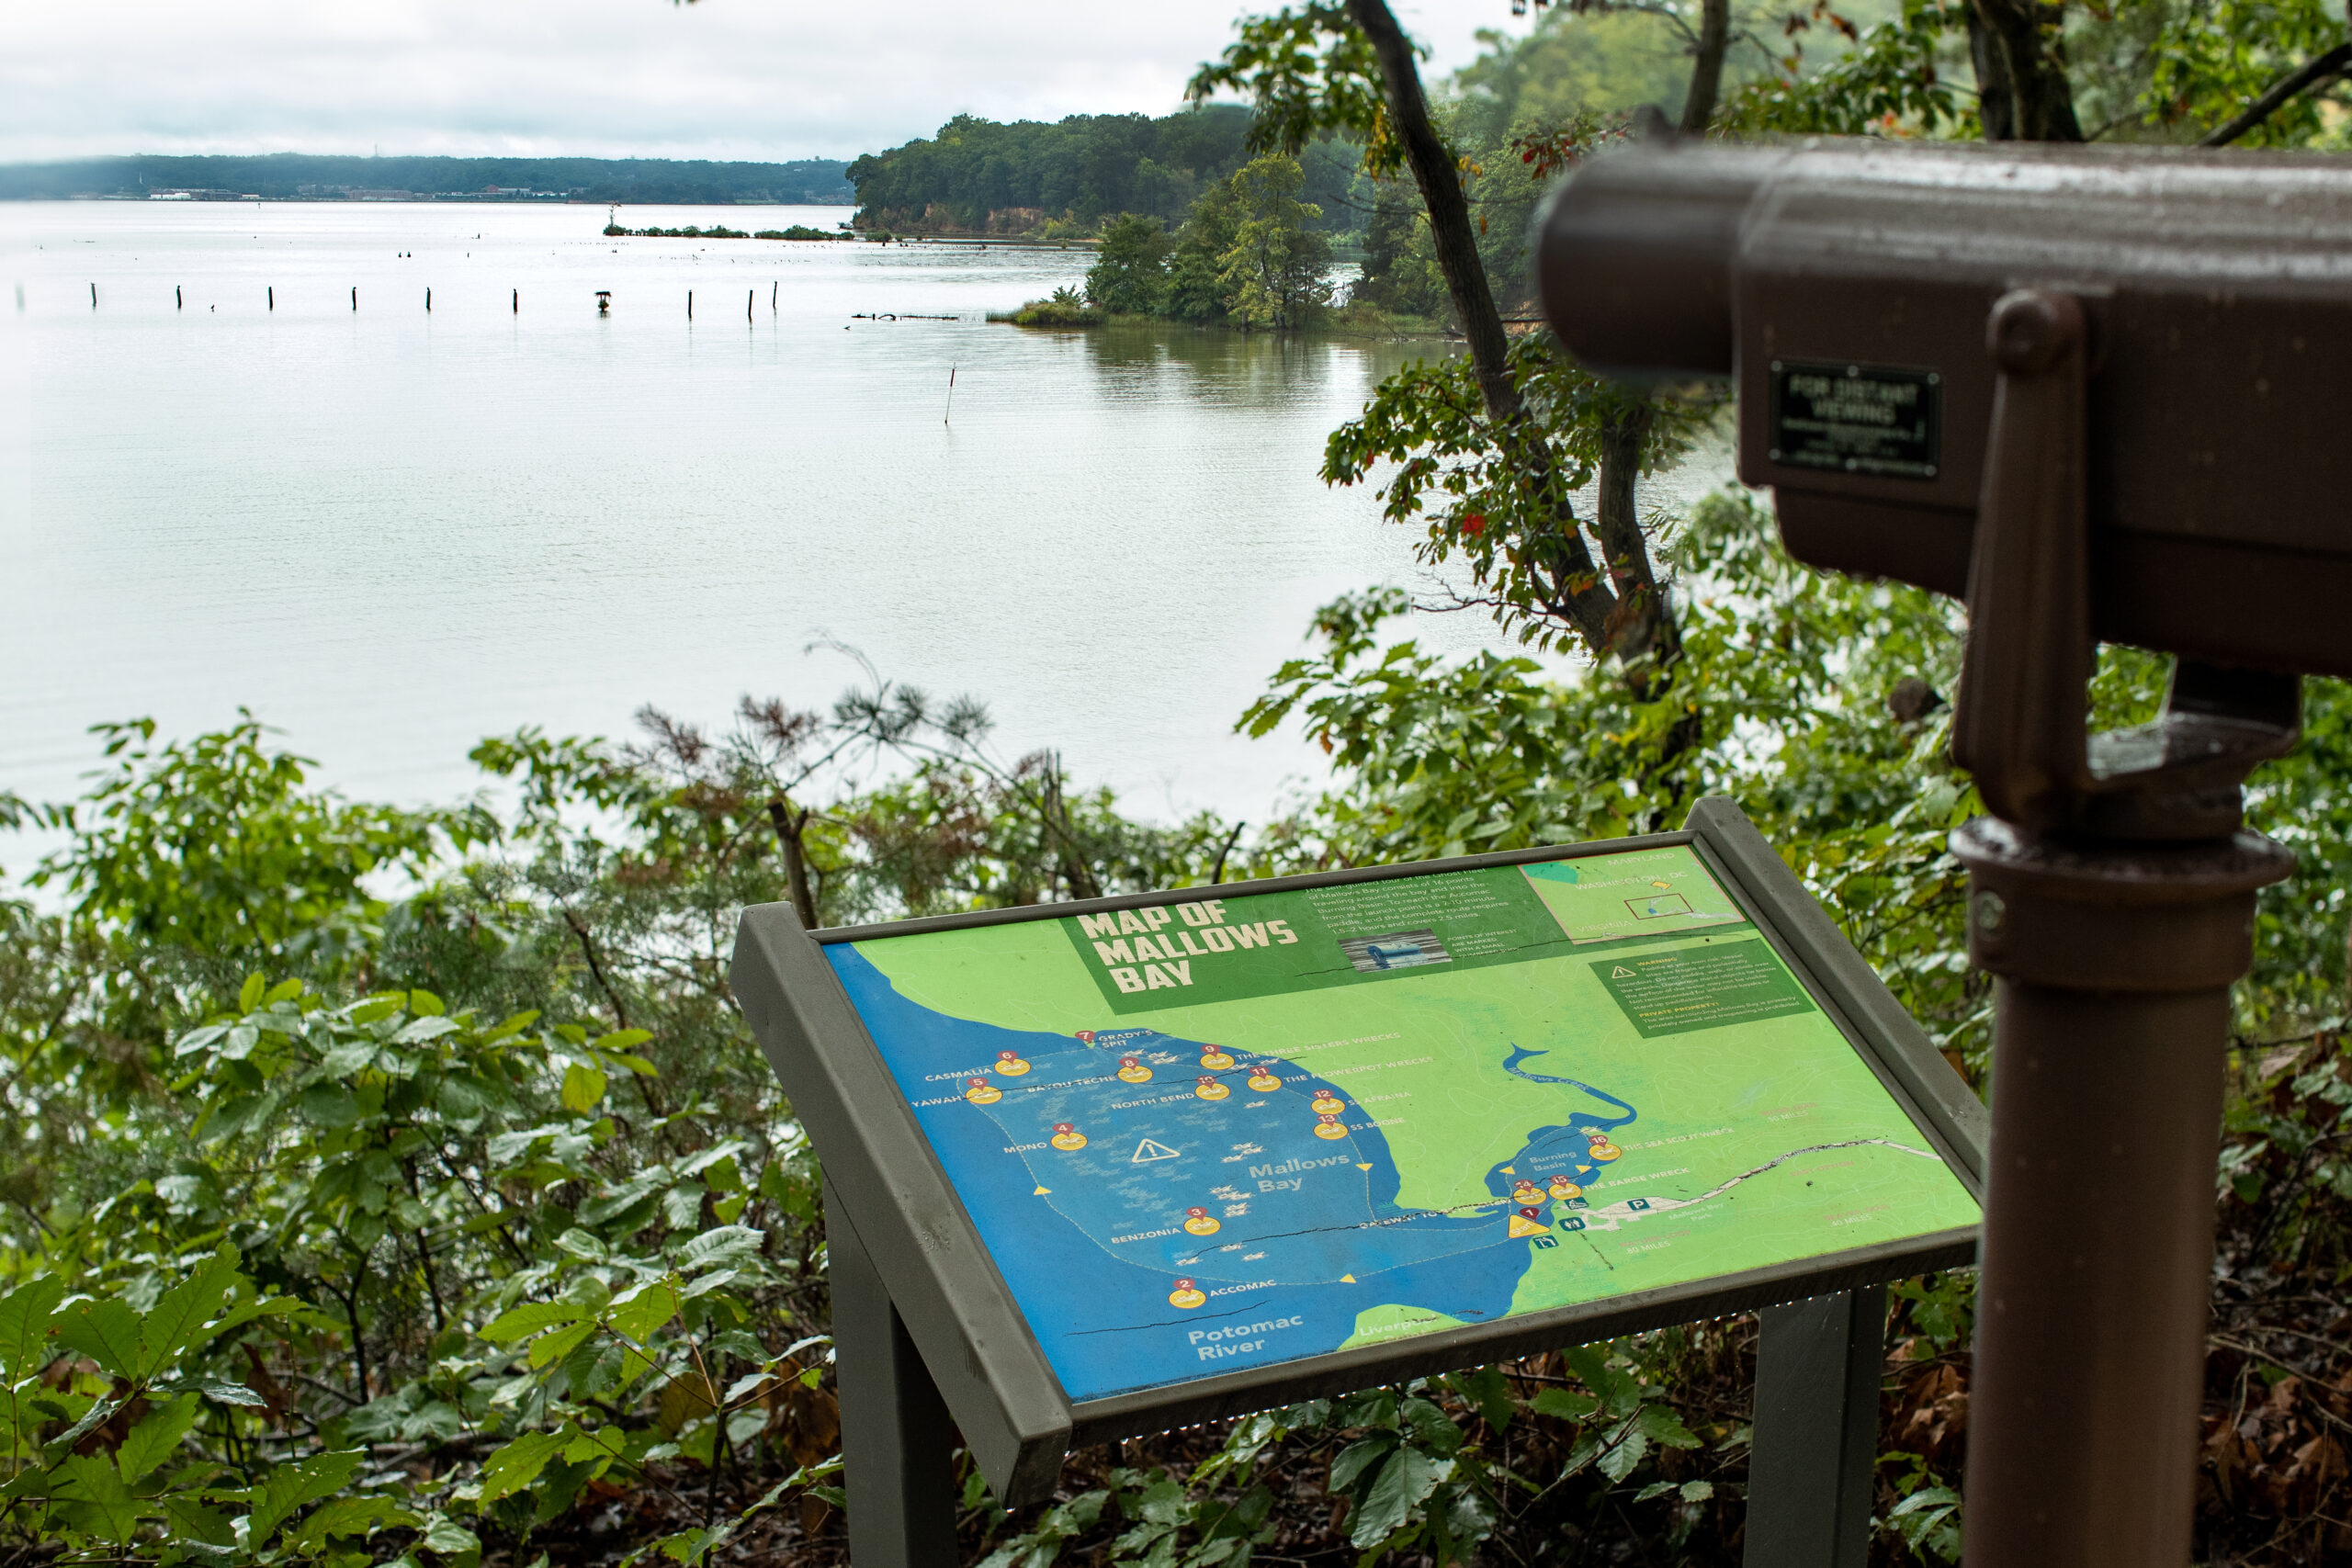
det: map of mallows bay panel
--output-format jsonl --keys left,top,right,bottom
{"left": 828, "top": 846, "right": 1979, "bottom": 1404}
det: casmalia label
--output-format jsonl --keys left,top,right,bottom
{"left": 1768, "top": 359, "right": 1941, "bottom": 480}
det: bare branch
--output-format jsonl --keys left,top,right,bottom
{"left": 2200, "top": 41, "right": 2352, "bottom": 147}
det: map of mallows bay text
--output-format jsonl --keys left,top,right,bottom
{"left": 828, "top": 846, "right": 1979, "bottom": 1404}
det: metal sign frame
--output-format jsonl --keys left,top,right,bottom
{"left": 730, "top": 796, "right": 1986, "bottom": 1560}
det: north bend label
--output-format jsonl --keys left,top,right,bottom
{"left": 1768, "top": 359, "right": 1941, "bottom": 480}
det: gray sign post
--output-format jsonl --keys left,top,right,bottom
{"left": 731, "top": 796, "right": 1987, "bottom": 1565}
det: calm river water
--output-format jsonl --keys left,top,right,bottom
{"left": 1, "top": 200, "right": 1709, "bottom": 846}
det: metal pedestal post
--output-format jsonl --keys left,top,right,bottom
{"left": 1954, "top": 821, "right": 2291, "bottom": 1568}
{"left": 826, "top": 1180, "right": 961, "bottom": 1568}
{"left": 1745, "top": 1287, "right": 1886, "bottom": 1568}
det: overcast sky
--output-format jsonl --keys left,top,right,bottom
{"left": 1, "top": 0, "right": 1532, "bottom": 165}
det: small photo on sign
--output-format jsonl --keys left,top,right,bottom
{"left": 1340, "top": 929, "right": 1450, "bottom": 974}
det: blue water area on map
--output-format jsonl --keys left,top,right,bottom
{"left": 827, "top": 946, "right": 1641, "bottom": 1402}
{"left": 1490, "top": 1047, "right": 1639, "bottom": 1202}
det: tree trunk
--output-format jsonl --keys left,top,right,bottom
{"left": 1594, "top": 404, "right": 1680, "bottom": 691}
{"left": 764, "top": 797, "right": 820, "bottom": 929}
{"left": 1968, "top": 0, "right": 2085, "bottom": 141}
{"left": 1347, "top": 0, "right": 1626, "bottom": 658}
{"left": 1679, "top": 0, "right": 1733, "bottom": 134}
{"left": 1964, "top": 8, "right": 2016, "bottom": 140}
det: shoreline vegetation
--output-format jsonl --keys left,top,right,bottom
{"left": 990, "top": 152, "right": 1438, "bottom": 336}
{"left": 0, "top": 152, "right": 854, "bottom": 204}
{"left": 602, "top": 221, "right": 850, "bottom": 241}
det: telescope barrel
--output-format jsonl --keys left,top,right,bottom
{"left": 1534, "top": 144, "right": 1768, "bottom": 378}
{"left": 1533, "top": 137, "right": 2352, "bottom": 680}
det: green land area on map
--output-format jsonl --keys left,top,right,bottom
{"left": 852, "top": 845, "right": 1979, "bottom": 1355}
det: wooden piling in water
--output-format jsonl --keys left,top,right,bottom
{"left": 688, "top": 290, "right": 694, "bottom": 320}
{"left": 513, "top": 288, "right": 519, "bottom": 313}
{"left": 747, "top": 288, "right": 753, "bottom": 322}
{"left": 176, "top": 287, "right": 183, "bottom": 310}
{"left": 352, "top": 287, "right": 357, "bottom": 310}
{"left": 425, "top": 288, "right": 432, "bottom": 312}
{"left": 90, "top": 282, "right": 96, "bottom": 309}
{"left": 268, "top": 287, "right": 274, "bottom": 310}
{"left": 772, "top": 281, "right": 778, "bottom": 310}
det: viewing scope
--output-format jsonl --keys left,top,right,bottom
{"left": 1535, "top": 139, "right": 2352, "bottom": 681}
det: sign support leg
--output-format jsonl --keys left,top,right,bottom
{"left": 825, "top": 1180, "right": 961, "bottom": 1568}
{"left": 1743, "top": 1286, "right": 1884, "bottom": 1568}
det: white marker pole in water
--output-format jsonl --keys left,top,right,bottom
{"left": 944, "top": 366, "right": 956, "bottom": 425}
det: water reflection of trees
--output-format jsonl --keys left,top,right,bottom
{"left": 1078, "top": 322, "right": 1433, "bottom": 411}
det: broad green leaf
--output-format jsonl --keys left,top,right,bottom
{"left": 51, "top": 1451, "right": 145, "bottom": 1543}
{"left": 424, "top": 1516, "right": 484, "bottom": 1554}
{"left": 591, "top": 1027, "right": 654, "bottom": 1052}
{"left": 396, "top": 1014, "right": 460, "bottom": 1044}
{"left": 560, "top": 1063, "right": 608, "bottom": 1113}
{"left": 479, "top": 1300, "right": 589, "bottom": 1342}
{"left": 528, "top": 1318, "right": 598, "bottom": 1370}
{"left": 136, "top": 1248, "right": 243, "bottom": 1377}
{"left": 477, "top": 1427, "right": 573, "bottom": 1506}
{"left": 265, "top": 976, "right": 305, "bottom": 1004}
{"left": 348, "top": 995, "right": 404, "bottom": 1025}
{"left": 319, "top": 1039, "right": 379, "bottom": 1077}
{"left": 408, "top": 988, "right": 447, "bottom": 1017}
{"left": 1634, "top": 1402, "right": 1702, "bottom": 1450}
{"left": 157, "top": 1374, "right": 267, "bottom": 1406}
{"left": 564, "top": 1425, "right": 628, "bottom": 1464}
{"left": 1327, "top": 1432, "right": 1396, "bottom": 1495}
{"left": 117, "top": 1393, "right": 200, "bottom": 1483}
{"left": 1398, "top": 1395, "right": 1463, "bottom": 1456}
{"left": 239, "top": 973, "right": 267, "bottom": 1011}
{"left": 246, "top": 1449, "right": 364, "bottom": 1549}
{"left": 606, "top": 1280, "right": 679, "bottom": 1343}
{"left": 163, "top": 1495, "right": 237, "bottom": 1546}
{"left": 1680, "top": 1479, "right": 1714, "bottom": 1502}
{"left": 172, "top": 1022, "right": 229, "bottom": 1058}
{"left": 1597, "top": 1428, "right": 1649, "bottom": 1483}
{"left": 46, "top": 1393, "right": 121, "bottom": 1453}
{"left": 288, "top": 1493, "right": 421, "bottom": 1552}
{"left": 677, "top": 1224, "right": 763, "bottom": 1270}
{"left": 54, "top": 1298, "right": 141, "bottom": 1379}
{"left": 0, "top": 1275, "right": 63, "bottom": 1382}
{"left": 1532, "top": 1387, "right": 1598, "bottom": 1423}
{"left": 1350, "top": 1445, "right": 1446, "bottom": 1548}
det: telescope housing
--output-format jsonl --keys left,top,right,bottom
{"left": 1536, "top": 139, "right": 2352, "bottom": 679}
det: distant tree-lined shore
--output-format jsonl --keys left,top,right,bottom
{"left": 847, "top": 106, "right": 1360, "bottom": 239}
{"left": 0, "top": 153, "right": 854, "bottom": 204}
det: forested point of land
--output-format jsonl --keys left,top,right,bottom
{"left": 848, "top": 106, "right": 1362, "bottom": 237}
{"left": 13, "top": 4, "right": 2352, "bottom": 1567}
{"left": 0, "top": 154, "right": 855, "bottom": 204}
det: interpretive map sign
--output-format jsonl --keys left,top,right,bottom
{"left": 730, "top": 803, "right": 1987, "bottom": 1506}
{"left": 817, "top": 842, "right": 1977, "bottom": 1404}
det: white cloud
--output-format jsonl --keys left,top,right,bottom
{"left": 0, "top": 0, "right": 1532, "bottom": 164}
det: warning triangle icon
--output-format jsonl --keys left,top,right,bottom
{"left": 1132, "top": 1138, "right": 1181, "bottom": 1163}
{"left": 1611, "top": 965, "right": 1635, "bottom": 977}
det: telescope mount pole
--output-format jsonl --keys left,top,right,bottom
{"left": 1951, "top": 290, "right": 2298, "bottom": 1568}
